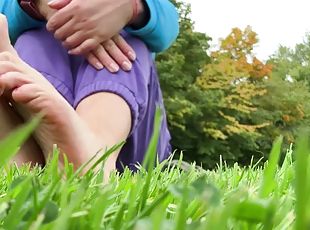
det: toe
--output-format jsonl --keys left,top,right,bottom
{"left": 0, "top": 72, "right": 28, "bottom": 92}
{"left": 11, "top": 84, "right": 36, "bottom": 104}
{"left": 0, "top": 14, "right": 14, "bottom": 53}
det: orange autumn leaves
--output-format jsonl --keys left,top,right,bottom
{"left": 198, "top": 26, "right": 273, "bottom": 83}
{"left": 196, "top": 26, "right": 272, "bottom": 139}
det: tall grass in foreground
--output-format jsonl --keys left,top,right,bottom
{"left": 0, "top": 112, "right": 309, "bottom": 229}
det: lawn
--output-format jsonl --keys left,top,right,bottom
{"left": 0, "top": 115, "right": 307, "bottom": 229}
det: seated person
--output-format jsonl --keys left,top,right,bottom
{"left": 0, "top": 0, "right": 179, "bottom": 175}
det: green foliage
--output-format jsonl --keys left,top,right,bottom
{"left": 156, "top": 1, "right": 219, "bottom": 167}
{"left": 196, "top": 27, "right": 272, "bottom": 147}
{"left": 251, "top": 77, "right": 310, "bottom": 157}
{"left": 269, "top": 34, "right": 310, "bottom": 87}
{"left": 157, "top": 1, "right": 310, "bottom": 168}
{"left": 253, "top": 34, "right": 310, "bottom": 158}
{"left": 157, "top": 1, "right": 211, "bottom": 94}
{"left": 156, "top": 7, "right": 270, "bottom": 167}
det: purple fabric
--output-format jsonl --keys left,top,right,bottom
{"left": 14, "top": 28, "right": 172, "bottom": 171}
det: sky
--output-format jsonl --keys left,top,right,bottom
{"left": 183, "top": 0, "right": 310, "bottom": 61}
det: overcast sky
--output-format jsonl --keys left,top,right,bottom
{"left": 183, "top": 0, "right": 310, "bottom": 61}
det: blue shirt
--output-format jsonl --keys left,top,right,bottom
{"left": 0, "top": 0, "right": 179, "bottom": 52}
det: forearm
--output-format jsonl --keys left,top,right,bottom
{"left": 126, "top": 0, "right": 179, "bottom": 52}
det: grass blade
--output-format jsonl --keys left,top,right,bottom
{"left": 259, "top": 136, "right": 283, "bottom": 198}
{"left": 294, "top": 134, "right": 309, "bottom": 230}
{"left": 0, "top": 117, "right": 40, "bottom": 168}
{"left": 139, "top": 107, "right": 162, "bottom": 211}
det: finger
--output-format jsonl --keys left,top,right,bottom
{"left": 54, "top": 19, "right": 76, "bottom": 41}
{"left": 92, "top": 46, "right": 120, "bottom": 73}
{"left": 103, "top": 40, "right": 132, "bottom": 71}
{"left": 62, "top": 31, "right": 89, "bottom": 50}
{"left": 86, "top": 52, "right": 104, "bottom": 70}
{"left": 0, "top": 72, "right": 29, "bottom": 91}
{"left": 68, "top": 38, "right": 98, "bottom": 55}
{"left": 113, "top": 35, "right": 136, "bottom": 61}
{"left": 46, "top": 8, "right": 73, "bottom": 32}
{"left": 48, "top": 0, "right": 72, "bottom": 10}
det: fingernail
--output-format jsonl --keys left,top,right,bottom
{"left": 109, "top": 63, "right": 119, "bottom": 73}
{"left": 122, "top": 61, "right": 132, "bottom": 71}
{"left": 95, "top": 62, "right": 104, "bottom": 70}
{"left": 128, "top": 51, "right": 136, "bottom": 61}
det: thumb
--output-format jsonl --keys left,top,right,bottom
{"left": 48, "top": 0, "right": 72, "bottom": 10}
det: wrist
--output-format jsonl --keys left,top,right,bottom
{"left": 35, "top": 0, "right": 49, "bottom": 19}
{"left": 18, "top": 0, "right": 46, "bottom": 21}
{"left": 129, "top": 0, "right": 150, "bottom": 29}
{"left": 136, "top": 0, "right": 146, "bottom": 16}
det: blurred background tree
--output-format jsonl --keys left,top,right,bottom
{"left": 259, "top": 33, "right": 310, "bottom": 157}
{"left": 156, "top": 1, "right": 310, "bottom": 168}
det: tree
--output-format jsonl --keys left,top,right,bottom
{"left": 196, "top": 27, "right": 272, "bottom": 140}
{"left": 156, "top": 1, "right": 211, "bottom": 94}
{"left": 157, "top": 1, "right": 310, "bottom": 168}
{"left": 156, "top": 1, "right": 215, "bottom": 165}
{"left": 251, "top": 77, "right": 310, "bottom": 157}
{"left": 269, "top": 34, "right": 310, "bottom": 87}
{"left": 256, "top": 34, "right": 310, "bottom": 155}
{"left": 192, "top": 27, "right": 275, "bottom": 166}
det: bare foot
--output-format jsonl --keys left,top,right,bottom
{"left": 0, "top": 15, "right": 103, "bottom": 169}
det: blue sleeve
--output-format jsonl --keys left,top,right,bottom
{"left": 126, "top": 0, "right": 179, "bottom": 53}
{"left": 1, "top": 0, "right": 179, "bottom": 51}
{"left": 0, "top": 1, "right": 43, "bottom": 43}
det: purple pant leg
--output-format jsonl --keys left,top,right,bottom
{"left": 71, "top": 32, "right": 172, "bottom": 170}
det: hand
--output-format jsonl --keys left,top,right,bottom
{"left": 46, "top": 0, "right": 141, "bottom": 55}
{"left": 87, "top": 35, "right": 136, "bottom": 72}
{"left": 36, "top": 1, "right": 136, "bottom": 72}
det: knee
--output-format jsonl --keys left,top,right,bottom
{"left": 14, "top": 29, "right": 69, "bottom": 72}
{"left": 14, "top": 28, "right": 63, "bottom": 56}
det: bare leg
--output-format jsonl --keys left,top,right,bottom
{"left": 76, "top": 92, "right": 131, "bottom": 180}
{"left": 0, "top": 98, "right": 44, "bottom": 166}
{"left": 2, "top": 66, "right": 103, "bottom": 170}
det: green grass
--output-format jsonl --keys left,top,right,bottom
{"left": 0, "top": 112, "right": 309, "bottom": 229}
